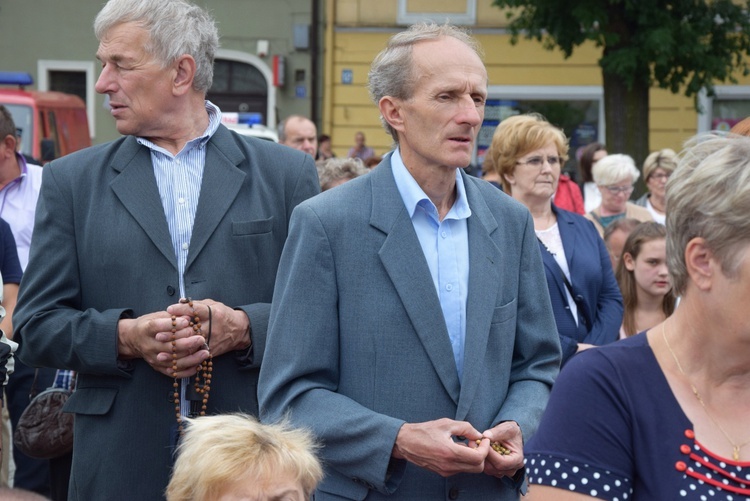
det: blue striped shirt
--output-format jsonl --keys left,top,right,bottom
{"left": 136, "top": 101, "right": 222, "bottom": 297}
{"left": 136, "top": 101, "right": 222, "bottom": 416}
{"left": 390, "top": 148, "right": 471, "bottom": 381}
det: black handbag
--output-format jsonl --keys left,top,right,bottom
{"left": 13, "top": 370, "right": 75, "bottom": 459}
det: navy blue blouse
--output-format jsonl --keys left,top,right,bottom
{"left": 525, "top": 334, "right": 750, "bottom": 500}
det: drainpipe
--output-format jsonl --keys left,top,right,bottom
{"left": 311, "top": 0, "right": 320, "bottom": 125}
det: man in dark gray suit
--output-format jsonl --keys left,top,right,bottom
{"left": 12, "top": 0, "right": 319, "bottom": 499}
{"left": 259, "top": 24, "right": 561, "bottom": 500}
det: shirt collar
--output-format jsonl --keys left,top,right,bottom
{"left": 390, "top": 147, "right": 471, "bottom": 221}
{"left": 136, "top": 100, "right": 222, "bottom": 154}
{"left": 14, "top": 152, "right": 29, "bottom": 179}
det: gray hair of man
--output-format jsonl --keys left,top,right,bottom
{"left": 367, "top": 23, "right": 483, "bottom": 144}
{"left": 94, "top": 0, "right": 219, "bottom": 94}
{"left": 315, "top": 157, "right": 369, "bottom": 191}
{"left": 666, "top": 132, "right": 750, "bottom": 296}
{"left": 592, "top": 153, "right": 641, "bottom": 186}
{"left": 276, "top": 115, "right": 308, "bottom": 144}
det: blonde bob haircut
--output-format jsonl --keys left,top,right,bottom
{"left": 487, "top": 113, "right": 569, "bottom": 193}
{"left": 591, "top": 153, "right": 640, "bottom": 187}
{"left": 642, "top": 148, "right": 678, "bottom": 181}
{"left": 666, "top": 132, "right": 750, "bottom": 296}
{"left": 166, "top": 414, "right": 323, "bottom": 501}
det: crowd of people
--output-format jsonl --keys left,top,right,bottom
{"left": 0, "top": 0, "right": 748, "bottom": 500}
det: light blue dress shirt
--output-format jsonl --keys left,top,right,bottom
{"left": 390, "top": 148, "right": 471, "bottom": 380}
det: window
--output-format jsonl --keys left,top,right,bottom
{"left": 397, "top": 0, "right": 476, "bottom": 25}
{"left": 697, "top": 86, "right": 750, "bottom": 132}
{"left": 37, "top": 60, "right": 95, "bottom": 138}
{"left": 208, "top": 49, "right": 275, "bottom": 128}
{"left": 476, "top": 86, "right": 604, "bottom": 178}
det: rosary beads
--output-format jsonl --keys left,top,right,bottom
{"left": 171, "top": 298, "right": 213, "bottom": 433}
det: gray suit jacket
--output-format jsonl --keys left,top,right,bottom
{"left": 13, "top": 125, "right": 319, "bottom": 500}
{"left": 259, "top": 156, "right": 561, "bottom": 500}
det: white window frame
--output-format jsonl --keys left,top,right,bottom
{"left": 482, "top": 85, "right": 605, "bottom": 158}
{"left": 215, "top": 49, "right": 276, "bottom": 129}
{"left": 697, "top": 85, "right": 750, "bottom": 132}
{"left": 397, "top": 0, "right": 477, "bottom": 25}
{"left": 37, "top": 60, "right": 96, "bottom": 139}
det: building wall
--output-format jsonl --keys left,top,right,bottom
{"left": 323, "top": 0, "right": 750, "bottom": 161}
{"left": 0, "top": 0, "right": 320, "bottom": 146}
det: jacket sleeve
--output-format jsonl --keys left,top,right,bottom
{"left": 14, "top": 163, "right": 128, "bottom": 375}
{"left": 582, "top": 229, "right": 623, "bottom": 347}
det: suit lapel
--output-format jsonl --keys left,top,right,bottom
{"left": 455, "top": 176, "right": 501, "bottom": 420}
{"left": 371, "top": 159, "right": 461, "bottom": 405}
{"left": 187, "top": 127, "right": 245, "bottom": 269}
{"left": 555, "top": 207, "right": 578, "bottom": 272}
{"left": 109, "top": 138, "right": 176, "bottom": 268}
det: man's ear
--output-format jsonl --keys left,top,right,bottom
{"left": 378, "top": 96, "right": 404, "bottom": 134}
{"left": 1, "top": 134, "right": 17, "bottom": 158}
{"left": 173, "top": 55, "right": 197, "bottom": 96}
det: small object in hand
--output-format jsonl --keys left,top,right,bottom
{"left": 475, "top": 439, "right": 511, "bottom": 455}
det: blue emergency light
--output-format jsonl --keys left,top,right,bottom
{"left": 0, "top": 72, "right": 34, "bottom": 87}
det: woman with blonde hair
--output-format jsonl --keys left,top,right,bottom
{"left": 167, "top": 414, "right": 323, "bottom": 501}
{"left": 634, "top": 149, "right": 678, "bottom": 224}
{"left": 525, "top": 132, "right": 750, "bottom": 500}
{"left": 616, "top": 221, "right": 676, "bottom": 338}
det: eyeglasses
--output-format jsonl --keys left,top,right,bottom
{"left": 649, "top": 172, "right": 671, "bottom": 181}
{"left": 516, "top": 156, "right": 562, "bottom": 168}
{"left": 603, "top": 185, "right": 634, "bottom": 195}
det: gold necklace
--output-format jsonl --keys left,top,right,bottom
{"left": 662, "top": 322, "right": 750, "bottom": 461}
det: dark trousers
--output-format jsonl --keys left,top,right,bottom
{"left": 50, "top": 451, "right": 72, "bottom": 501}
{"left": 6, "top": 360, "right": 55, "bottom": 497}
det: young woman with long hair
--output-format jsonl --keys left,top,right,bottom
{"left": 616, "top": 221, "right": 676, "bottom": 337}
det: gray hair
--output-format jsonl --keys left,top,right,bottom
{"left": 94, "top": 0, "right": 219, "bottom": 94}
{"left": 367, "top": 23, "right": 483, "bottom": 143}
{"left": 592, "top": 153, "right": 641, "bottom": 186}
{"left": 315, "top": 157, "right": 368, "bottom": 191}
{"left": 666, "top": 133, "right": 750, "bottom": 295}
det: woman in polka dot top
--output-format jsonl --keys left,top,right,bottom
{"left": 523, "top": 132, "right": 750, "bottom": 500}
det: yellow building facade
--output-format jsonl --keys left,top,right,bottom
{"left": 322, "top": 0, "right": 750, "bottom": 166}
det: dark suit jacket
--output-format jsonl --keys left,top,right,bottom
{"left": 258, "top": 157, "right": 561, "bottom": 500}
{"left": 539, "top": 206, "right": 623, "bottom": 365}
{"left": 13, "top": 125, "right": 319, "bottom": 500}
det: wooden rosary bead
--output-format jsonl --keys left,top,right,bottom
{"left": 171, "top": 298, "right": 213, "bottom": 434}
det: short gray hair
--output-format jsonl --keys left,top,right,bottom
{"left": 592, "top": 153, "right": 641, "bottom": 186}
{"left": 94, "top": 0, "right": 219, "bottom": 94}
{"left": 666, "top": 132, "right": 750, "bottom": 295}
{"left": 316, "top": 157, "right": 368, "bottom": 191}
{"left": 367, "top": 23, "right": 483, "bottom": 143}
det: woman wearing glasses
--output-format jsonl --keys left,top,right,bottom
{"left": 489, "top": 113, "right": 622, "bottom": 366}
{"left": 634, "top": 149, "right": 677, "bottom": 224}
{"left": 585, "top": 154, "right": 653, "bottom": 237}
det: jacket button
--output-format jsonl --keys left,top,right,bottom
{"left": 167, "top": 286, "right": 176, "bottom": 296}
{"left": 448, "top": 487, "right": 459, "bottom": 499}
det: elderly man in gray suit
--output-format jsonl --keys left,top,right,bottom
{"left": 259, "top": 23, "right": 561, "bottom": 501}
{"left": 12, "top": 0, "right": 319, "bottom": 499}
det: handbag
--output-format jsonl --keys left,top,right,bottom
{"left": 13, "top": 370, "right": 75, "bottom": 459}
